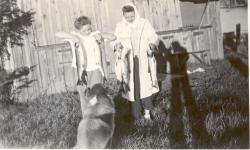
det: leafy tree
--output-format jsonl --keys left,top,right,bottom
{"left": 0, "top": 0, "right": 34, "bottom": 66}
{"left": 0, "top": 0, "right": 34, "bottom": 103}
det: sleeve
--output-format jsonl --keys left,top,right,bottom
{"left": 145, "top": 20, "right": 159, "bottom": 46}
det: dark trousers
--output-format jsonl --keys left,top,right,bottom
{"left": 131, "top": 96, "right": 154, "bottom": 120}
{"left": 131, "top": 56, "right": 154, "bottom": 120}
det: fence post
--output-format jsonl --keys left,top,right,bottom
{"left": 236, "top": 23, "right": 241, "bottom": 52}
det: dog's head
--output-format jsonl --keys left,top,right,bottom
{"left": 82, "top": 84, "right": 115, "bottom": 115}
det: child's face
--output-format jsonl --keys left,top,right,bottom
{"left": 79, "top": 24, "right": 92, "bottom": 36}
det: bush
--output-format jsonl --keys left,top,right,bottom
{"left": 0, "top": 66, "right": 30, "bottom": 104}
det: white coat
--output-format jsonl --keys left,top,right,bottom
{"left": 111, "top": 3, "right": 159, "bottom": 101}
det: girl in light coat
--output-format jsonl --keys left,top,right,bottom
{"left": 111, "top": 3, "right": 159, "bottom": 120}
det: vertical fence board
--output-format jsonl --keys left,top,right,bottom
{"left": 215, "top": 1, "right": 224, "bottom": 59}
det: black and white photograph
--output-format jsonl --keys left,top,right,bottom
{"left": 0, "top": 0, "right": 249, "bottom": 149}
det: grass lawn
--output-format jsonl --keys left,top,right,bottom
{"left": 0, "top": 51, "right": 249, "bottom": 148}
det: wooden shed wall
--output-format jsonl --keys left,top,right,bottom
{"left": 6, "top": 0, "right": 223, "bottom": 101}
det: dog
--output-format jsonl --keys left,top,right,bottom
{"left": 74, "top": 84, "right": 115, "bottom": 149}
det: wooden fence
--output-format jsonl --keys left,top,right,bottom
{"left": 3, "top": 0, "right": 223, "bottom": 101}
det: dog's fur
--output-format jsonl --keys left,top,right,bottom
{"left": 74, "top": 84, "right": 115, "bottom": 149}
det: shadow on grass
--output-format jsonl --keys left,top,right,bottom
{"left": 225, "top": 40, "right": 248, "bottom": 78}
{"left": 219, "top": 124, "right": 249, "bottom": 148}
{"left": 112, "top": 95, "right": 134, "bottom": 148}
{"left": 227, "top": 55, "right": 248, "bottom": 78}
{"left": 167, "top": 41, "right": 211, "bottom": 148}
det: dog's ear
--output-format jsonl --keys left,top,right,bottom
{"left": 89, "top": 96, "right": 98, "bottom": 106}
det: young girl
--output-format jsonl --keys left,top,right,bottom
{"left": 56, "top": 16, "right": 116, "bottom": 88}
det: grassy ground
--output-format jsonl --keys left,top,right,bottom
{"left": 0, "top": 51, "right": 249, "bottom": 148}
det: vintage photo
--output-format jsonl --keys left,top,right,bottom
{"left": 0, "top": 0, "right": 249, "bottom": 149}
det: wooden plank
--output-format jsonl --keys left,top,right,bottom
{"left": 56, "top": 47, "right": 67, "bottom": 93}
{"left": 36, "top": 43, "right": 69, "bottom": 51}
{"left": 206, "top": 2, "right": 215, "bottom": 60}
{"left": 31, "top": 0, "right": 49, "bottom": 94}
{"left": 162, "top": 35, "right": 174, "bottom": 40}
{"left": 21, "top": 40, "right": 32, "bottom": 100}
{"left": 71, "top": 0, "right": 80, "bottom": 20}
{"left": 149, "top": 0, "right": 158, "bottom": 30}
{"left": 49, "top": 0, "right": 66, "bottom": 93}
{"left": 50, "top": 0, "right": 63, "bottom": 93}
{"left": 204, "top": 29, "right": 211, "bottom": 64}
{"left": 13, "top": 0, "right": 27, "bottom": 102}
{"left": 209, "top": 1, "right": 221, "bottom": 60}
{"left": 14, "top": 47, "right": 27, "bottom": 102}
{"left": 53, "top": 0, "right": 68, "bottom": 92}
{"left": 54, "top": 0, "right": 63, "bottom": 33}
{"left": 41, "top": 0, "right": 55, "bottom": 94}
{"left": 193, "top": 31, "right": 204, "bottom": 36}
{"left": 54, "top": 0, "right": 74, "bottom": 91}
{"left": 44, "top": 0, "right": 57, "bottom": 95}
{"left": 188, "top": 31, "right": 196, "bottom": 62}
{"left": 209, "top": 2, "right": 217, "bottom": 59}
{"left": 57, "top": 0, "right": 72, "bottom": 91}
{"left": 68, "top": 0, "right": 78, "bottom": 84}
{"left": 23, "top": 0, "right": 45, "bottom": 99}
{"left": 9, "top": 0, "right": 29, "bottom": 101}
{"left": 142, "top": 0, "right": 152, "bottom": 22}
{"left": 24, "top": 0, "right": 37, "bottom": 100}
{"left": 30, "top": 26, "right": 44, "bottom": 96}
{"left": 61, "top": 0, "right": 77, "bottom": 90}
{"left": 204, "top": 3, "right": 213, "bottom": 61}
{"left": 173, "top": 0, "right": 184, "bottom": 44}
{"left": 37, "top": 0, "right": 48, "bottom": 46}
{"left": 156, "top": 25, "right": 212, "bottom": 35}
{"left": 91, "top": 0, "right": 99, "bottom": 30}
{"left": 200, "top": 5, "right": 211, "bottom": 64}
{"left": 20, "top": 47, "right": 30, "bottom": 101}
{"left": 215, "top": 1, "right": 224, "bottom": 59}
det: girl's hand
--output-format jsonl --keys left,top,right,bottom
{"left": 114, "top": 43, "right": 123, "bottom": 51}
{"left": 93, "top": 33, "right": 103, "bottom": 43}
{"left": 102, "top": 32, "right": 117, "bottom": 41}
{"left": 147, "top": 49, "right": 154, "bottom": 57}
{"left": 149, "top": 43, "right": 157, "bottom": 51}
{"left": 149, "top": 43, "right": 159, "bottom": 54}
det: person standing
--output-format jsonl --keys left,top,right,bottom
{"left": 56, "top": 16, "right": 116, "bottom": 111}
{"left": 111, "top": 3, "right": 159, "bottom": 121}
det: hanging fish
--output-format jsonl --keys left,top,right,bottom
{"left": 147, "top": 49, "right": 158, "bottom": 88}
{"left": 115, "top": 47, "right": 131, "bottom": 93}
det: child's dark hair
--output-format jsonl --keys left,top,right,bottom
{"left": 74, "top": 16, "right": 91, "bottom": 30}
{"left": 122, "top": 5, "right": 134, "bottom": 14}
